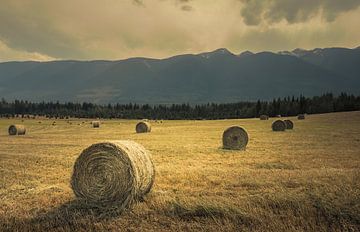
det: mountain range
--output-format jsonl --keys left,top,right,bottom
{"left": 0, "top": 46, "right": 359, "bottom": 104}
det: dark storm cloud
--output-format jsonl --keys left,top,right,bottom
{"left": 133, "top": 0, "right": 193, "bottom": 11}
{"left": 240, "top": 0, "right": 360, "bottom": 25}
{"left": 0, "top": 0, "right": 359, "bottom": 61}
{"left": 132, "top": 0, "right": 144, "bottom": 6}
{"left": 181, "top": 5, "right": 193, "bottom": 11}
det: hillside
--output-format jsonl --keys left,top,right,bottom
{"left": 0, "top": 47, "right": 359, "bottom": 104}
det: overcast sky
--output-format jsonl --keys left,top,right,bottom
{"left": 1, "top": 0, "right": 359, "bottom": 61}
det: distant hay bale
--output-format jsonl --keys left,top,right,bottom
{"left": 284, "top": 120, "right": 294, "bottom": 129}
{"left": 222, "top": 126, "right": 249, "bottom": 150}
{"left": 298, "top": 114, "right": 305, "bottom": 120}
{"left": 71, "top": 140, "right": 155, "bottom": 210}
{"left": 260, "top": 115, "right": 269, "bottom": 120}
{"left": 276, "top": 115, "right": 282, "bottom": 118}
{"left": 136, "top": 121, "right": 151, "bottom": 133}
{"left": 272, "top": 120, "right": 286, "bottom": 131}
{"left": 92, "top": 121, "right": 100, "bottom": 128}
{"left": 8, "top": 124, "right": 26, "bottom": 135}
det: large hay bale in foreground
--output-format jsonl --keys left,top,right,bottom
{"left": 272, "top": 120, "right": 286, "bottom": 131}
{"left": 92, "top": 121, "right": 100, "bottom": 128}
{"left": 8, "top": 124, "right": 26, "bottom": 135}
{"left": 298, "top": 114, "right": 305, "bottom": 120}
{"left": 71, "top": 140, "right": 155, "bottom": 210}
{"left": 260, "top": 115, "right": 269, "bottom": 120}
{"left": 136, "top": 121, "right": 151, "bottom": 133}
{"left": 284, "top": 119, "right": 294, "bottom": 129}
{"left": 222, "top": 126, "right": 249, "bottom": 150}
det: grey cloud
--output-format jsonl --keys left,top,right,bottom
{"left": 228, "top": 28, "right": 295, "bottom": 52}
{"left": 240, "top": 0, "right": 360, "bottom": 25}
{"left": 176, "top": 0, "right": 194, "bottom": 11}
{"left": 181, "top": 5, "right": 193, "bottom": 11}
{"left": 133, "top": 0, "right": 194, "bottom": 11}
{"left": 0, "top": 3, "right": 86, "bottom": 59}
{"left": 132, "top": 0, "right": 144, "bottom": 6}
{"left": 0, "top": 0, "right": 359, "bottom": 61}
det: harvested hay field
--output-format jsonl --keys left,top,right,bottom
{"left": 1, "top": 111, "right": 360, "bottom": 231}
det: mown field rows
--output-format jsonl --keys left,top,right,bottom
{"left": 1, "top": 111, "right": 360, "bottom": 231}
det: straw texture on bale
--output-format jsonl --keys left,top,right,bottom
{"left": 284, "top": 120, "right": 294, "bottom": 129}
{"left": 92, "top": 121, "right": 100, "bottom": 128}
{"left": 222, "top": 126, "right": 249, "bottom": 150}
{"left": 71, "top": 140, "right": 155, "bottom": 210}
{"left": 136, "top": 121, "right": 151, "bottom": 133}
{"left": 298, "top": 114, "right": 305, "bottom": 120}
{"left": 260, "top": 115, "right": 269, "bottom": 120}
{"left": 272, "top": 120, "right": 286, "bottom": 131}
{"left": 8, "top": 124, "right": 26, "bottom": 135}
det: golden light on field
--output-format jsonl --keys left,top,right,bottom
{"left": 1, "top": 111, "right": 360, "bottom": 231}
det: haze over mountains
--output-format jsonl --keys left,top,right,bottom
{"left": 0, "top": 46, "right": 359, "bottom": 104}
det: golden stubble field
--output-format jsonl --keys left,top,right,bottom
{"left": 1, "top": 112, "right": 360, "bottom": 231}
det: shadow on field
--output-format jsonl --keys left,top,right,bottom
{"left": 1, "top": 200, "right": 124, "bottom": 231}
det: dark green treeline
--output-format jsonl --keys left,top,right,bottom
{"left": 0, "top": 93, "right": 359, "bottom": 120}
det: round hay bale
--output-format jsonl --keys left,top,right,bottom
{"left": 272, "top": 120, "right": 286, "bottom": 131}
{"left": 8, "top": 124, "right": 26, "bottom": 135}
{"left": 260, "top": 115, "right": 269, "bottom": 120}
{"left": 276, "top": 115, "right": 282, "bottom": 118}
{"left": 222, "top": 126, "right": 249, "bottom": 150}
{"left": 71, "top": 140, "right": 155, "bottom": 210}
{"left": 92, "top": 121, "right": 100, "bottom": 128}
{"left": 284, "top": 119, "right": 294, "bottom": 129}
{"left": 136, "top": 121, "right": 151, "bottom": 133}
{"left": 298, "top": 114, "right": 305, "bottom": 120}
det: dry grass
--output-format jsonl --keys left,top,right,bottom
{"left": 1, "top": 111, "right": 360, "bottom": 231}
